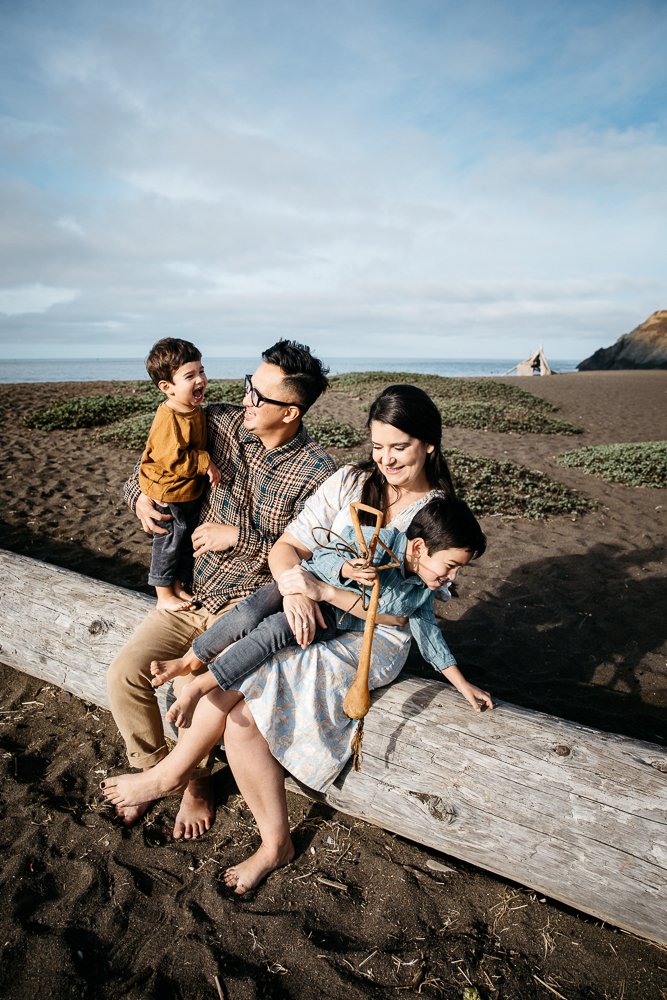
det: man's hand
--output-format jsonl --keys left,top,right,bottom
{"left": 207, "top": 461, "right": 221, "bottom": 487}
{"left": 192, "top": 522, "right": 239, "bottom": 557}
{"left": 136, "top": 493, "right": 172, "bottom": 536}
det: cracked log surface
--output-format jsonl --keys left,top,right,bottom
{"left": 1, "top": 549, "right": 665, "bottom": 946}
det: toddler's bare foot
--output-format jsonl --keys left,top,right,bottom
{"left": 165, "top": 686, "right": 201, "bottom": 728}
{"left": 155, "top": 593, "right": 195, "bottom": 612}
{"left": 174, "top": 581, "right": 194, "bottom": 602}
{"left": 173, "top": 777, "right": 215, "bottom": 840}
{"left": 224, "top": 839, "right": 295, "bottom": 895}
{"left": 100, "top": 770, "right": 186, "bottom": 809}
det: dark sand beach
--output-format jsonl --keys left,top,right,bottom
{"left": 0, "top": 370, "right": 665, "bottom": 999}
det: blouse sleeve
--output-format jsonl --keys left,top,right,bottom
{"left": 284, "top": 465, "right": 363, "bottom": 554}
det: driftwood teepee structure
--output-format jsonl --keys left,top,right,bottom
{"left": 504, "top": 344, "right": 553, "bottom": 376}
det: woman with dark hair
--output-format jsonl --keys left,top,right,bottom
{"left": 103, "top": 384, "right": 481, "bottom": 892}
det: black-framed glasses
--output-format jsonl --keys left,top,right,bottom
{"left": 244, "top": 374, "right": 306, "bottom": 412}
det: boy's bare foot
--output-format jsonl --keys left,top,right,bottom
{"left": 151, "top": 648, "right": 205, "bottom": 688}
{"left": 100, "top": 770, "right": 186, "bottom": 809}
{"left": 224, "top": 839, "right": 295, "bottom": 894}
{"left": 173, "top": 777, "right": 215, "bottom": 840}
{"left": 151, "top": 656, "right": 190, "bottom": 687}
{"left": 165, "top": 687, "right": 201, "bottom": 728}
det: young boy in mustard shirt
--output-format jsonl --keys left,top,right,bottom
{"left": 139, "top": 338, "right": 220, "bottom": 610}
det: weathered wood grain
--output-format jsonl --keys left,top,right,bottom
{"left": 1, "top": 550, "right": 665, "bottom": 946}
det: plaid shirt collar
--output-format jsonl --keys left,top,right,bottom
{"left": 238, "top": 421, "right": 312, "bottom": 466}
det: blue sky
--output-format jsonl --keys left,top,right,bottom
{"left": 1, "top": 0, "right": 665, "bottom": 361}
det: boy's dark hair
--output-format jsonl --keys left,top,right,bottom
{"left": 146, "top": 338, "right": 202, "bottom": 387}
{"left": 262, "top": 339, "right": 330, "bottom": 412}
{"left": 406, "top": 498, "right": 486, "bottom": 559}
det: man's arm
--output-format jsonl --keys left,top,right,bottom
{"left": 123, "top": 462, "right": 173, "bottom": 535}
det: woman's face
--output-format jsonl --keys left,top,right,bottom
{"left": 370, "top": 420, "right": 434, "bottom": 490}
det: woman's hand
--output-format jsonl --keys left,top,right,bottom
{"left": 282, "top": 594, "right": 327, "bottom": 648}
{"left": 278, "top": 567, "right": 327, "bottom": 647}
{"left": 277, "top": 566, "right": 325, "bottom": 602}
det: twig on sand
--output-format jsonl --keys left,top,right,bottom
{"left": 213, "top": 974, "right": 227, "bottom": 1000}
{"left": 533, "top": 974, "right": 569, "bottom": 999}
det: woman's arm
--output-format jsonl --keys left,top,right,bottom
{"left": 269, "top": 532, "right": 326, "bottom": 647}
{"left": 277, "top": 566, "right": 406, "bottom": 626}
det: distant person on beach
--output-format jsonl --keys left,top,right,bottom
{"left": 147, "top": 497, "right": 492, "bottom": 729}
{"left": 139, "top": 338, "right": 221, "bottom": 612}
{"left": 104, "top": 384, "right": 493, "bottom": 894}
{"left": 107, "top": 340, "right": 336, "bottom": 840}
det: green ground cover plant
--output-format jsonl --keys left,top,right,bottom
{"left": 557, "top": 441, "right": 667, "bottom": 488}
{"left": 332, "top": 371, "right": 581, "bottom": 435}
{"left": 24, "top": 395, "right": 151, "bottom": 430}
{"left": 97, "top": 411, "right": 364, "bottom": 453}
{"left": 25, "top": 380, "right": 245, "bottom": 432}
{"left": 446, "top": 449, "right": 593, "bottom": 519}
{"left": 304, "top": 417, "right": 364, "bottom": 449}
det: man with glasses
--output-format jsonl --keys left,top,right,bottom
{"left": 107, "top": 340, "right": 336, "bottom": 839}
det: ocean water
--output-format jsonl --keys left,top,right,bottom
{"left": 0, "top": 356, "right": 580, "bottom": 384}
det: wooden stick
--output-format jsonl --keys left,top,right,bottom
{"left": 343, "top": 502, "right": 384, "bottom": 721}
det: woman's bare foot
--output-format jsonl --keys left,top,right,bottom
{"left": 172, "top": 777, "right": 216, "bottom": 840}
{"left": 100, "top": 769, "right": 186, "bottom": 809}
{"left": 224, "top": 839, "right": 295, "bottom": 895}
{"left": 150, "top": 647, "right": 205, "bottom": 688}
{"left": 166, "top": 685, "right": 202, "bottom": 728}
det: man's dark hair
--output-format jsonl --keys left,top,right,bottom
{"left": 262, "top": 339, "right": 330, "bottom": 411}
{"left": 406, "top": 498, "right": 487, "bottom": 559}
{"left": 146, "top": 338, "right": 202, "bottom": 387}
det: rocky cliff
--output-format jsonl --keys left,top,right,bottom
{"left": 578, "top": 311, "right": 667, "bottom": 370}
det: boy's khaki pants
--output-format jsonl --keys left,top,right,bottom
{"left": 107, "top": 600, "right": 242, "bottom": 773}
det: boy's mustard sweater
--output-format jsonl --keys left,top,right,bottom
{"left": 139, "top": 402, "right": 210, "bottom": 504}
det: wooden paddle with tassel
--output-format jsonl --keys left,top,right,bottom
{"left": 343, "top": 501, "right": 400, "bottom": 770}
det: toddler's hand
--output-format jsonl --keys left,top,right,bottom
{"left": 341, "top": 557, "right": 378, "bottom": 585}
{"left": 207, "top": 461, "right": 221, "bottom": 487}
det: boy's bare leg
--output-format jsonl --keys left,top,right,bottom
{"left": 222, "top": 701, "right": 295, "bottom": 894}
{"left": 155, "top": 584, "right": 195, "bottom": 612}
{"left": 101, "top": 689, "right": 241, "bottom": 814}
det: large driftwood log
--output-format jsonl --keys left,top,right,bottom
{"left": 0, "top": 550, "right": 665, "bottom": 946}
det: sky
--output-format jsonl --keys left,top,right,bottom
{"left": 1, "top": 0, "right": 666, "bottom": 362}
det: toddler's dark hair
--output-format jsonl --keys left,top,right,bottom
{"left": 146, "top": 338, "right": 202, "bottom": 387}
{"left": 262, "top": 339, "right": 330, "bottom": 411}
{"left": 406, "top": 498, "right": 486, "bottom": 559}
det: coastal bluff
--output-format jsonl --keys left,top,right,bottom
{"left": 578, "top": 310, "right": 667, "bottom": 370}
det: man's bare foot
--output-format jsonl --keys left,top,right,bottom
{"left": 101, "top": 769, "right": 185, "bottom": 808}
{"left": 172, "top": 777, "right": 215, "bottom": 840}
{"left": 166, "top": 687, "right": 202, "bottom": 728}
{"left": 224, "top": 839, "right": 295, "bottom": 895}
{"left": 113, "top": 800, "right": 154, "bottom": 827}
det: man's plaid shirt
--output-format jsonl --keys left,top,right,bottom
{"left": 124, "top": 404, "right": 337, "bottom": 612}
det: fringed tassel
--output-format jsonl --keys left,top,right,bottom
{"left": 350, "top": 719, "right": 365, "bottom": 771}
